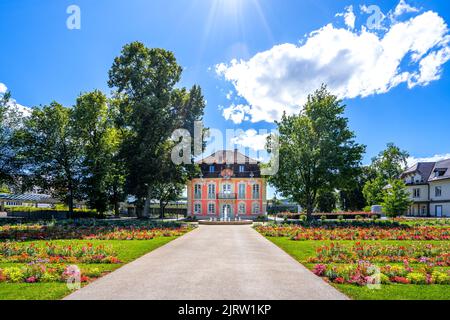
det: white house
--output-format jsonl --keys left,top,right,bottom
{"left": 401, "top": 159, "right": 450, "bottom": 217}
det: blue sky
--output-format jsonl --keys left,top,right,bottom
{"left": 1, "top": 0, "right": 450, "bottom": 199}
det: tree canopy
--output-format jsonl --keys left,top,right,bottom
{"left": 268, "top": 85, "right": 366, "bottom": 219}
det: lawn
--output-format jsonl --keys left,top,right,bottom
{"left": 266, "top": 237, "right": 450, "bottom": 300}
{"left": 0, "top": 220, "right": 194, "bottom": 300}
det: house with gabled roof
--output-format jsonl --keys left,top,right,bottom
{"left": 187, "top": 149, "right": 267, "bottom": 220}
{"left": 401, "top": 158, "right": 450, "bottom": 217}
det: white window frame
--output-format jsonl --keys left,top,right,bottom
{"left": 208, "top": 184, "right": 216, "bottom": 199}
{"left": 194, "top": 202, "right": 202, "bottom": 215}
{"left": 252, "top": 202, "right": 260, "bottom": 215}
{"left": 208, "top": 202, "right": 216, "bottom": 215}
{"left": 252, "top": 184, "right": 260, "bottom": 199}
{"left": 435, "top": 186, "right": 442, "bottom": 197}
{"left": 238, "top": 184, "right": 246, "bottom": 199}
{"left": 238, "top": 202, "right": 246, "bottom": 215}
{"left": 194, "top": 184, "right": 202, "bottom": 199}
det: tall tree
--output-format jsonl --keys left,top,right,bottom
{"left": 382, "top": 179, "right": 412, "bottom": 219}
{"left": 108, "top": 42, "right": 205, "bottom": 218}
{"left": 13, "top": 103, "right": 82, "bottom": 215}
{"left": 72, "top": 91, "right": 123, "bottom": 215}
{"left": 0, "top": 92, "right": 22, "bottom": 187}
{"left": 363, "top": 143, "right": 409, "bottom": 206}
{"left": 269, "top": 85, "right": 366, "bottom": 220}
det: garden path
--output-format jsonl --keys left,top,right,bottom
{"left": 65, "top": 225, "right": 348, "bottom": 300}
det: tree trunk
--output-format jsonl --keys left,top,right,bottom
{"left": 68, "top": 189, "right": 74, "bottom": 219}
{"left": 142, "top": 186, "right": 152, "bottom": 219}
{"left": 159, "top": 200, "right": 165, "bottom": 220}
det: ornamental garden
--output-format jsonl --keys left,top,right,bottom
{"left": 255, "top": 219, "right": 450, "bottom": 300}
{"left": 0, "top": 220, "right": 193, "bottom": 300}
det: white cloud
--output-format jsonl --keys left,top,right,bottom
{"left": 394, "top": 0, "right": 419, "bottom": 17}
{"left": 216, "top": 6, "right": 450, "bottom": 123}
{"left": 0, "top": 82, "right": 32, "bottom": 118}
{"left": 231, "top": 129, "right": 269, "bottom": 151}
{"left": 0, "top": 83, "right": 7, "bottom": 94}
{"left": 222, "top": 104, "right": 250, "bottom": 124}
{"left": 407, "top": 154, "right": 450, "bottom": 167}
{"left": 336, "top": 5, "right": 356, "bottom": 29}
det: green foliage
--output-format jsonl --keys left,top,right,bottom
{"left": 108, "top": 42, "right": 205, "bottom": 217}
{"left": 268, "top": 85, "right": 365, "bottom": 218}
{"left": 72, "top": 91, "right": 124, "bottom": 214}
{"left": 13, "top": 103, "right": 83, "bottom": 213}
{"left": 382, "top": 179, "right": 412, "bottom": 218}
{"left": 363, "top": 143, "right": 409, "bottom": 206}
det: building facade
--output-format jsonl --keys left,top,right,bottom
{"left": 401, "top": 158, "right": 450, "bottom": 217}
{"left": 187, "top": 150, "right": 267, "bottom": 220}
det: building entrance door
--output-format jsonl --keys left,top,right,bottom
{"left": 436, "top": 205, "right": 443, "bottom": 217}
{"left": 221, "top": 204, "right": 234, "bottom": 220}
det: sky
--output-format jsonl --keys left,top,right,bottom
{"left": 1, "top": 0, "right": 450, "bottom": 198}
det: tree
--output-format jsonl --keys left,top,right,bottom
{"left": 317, "top": 189, "right": 338, "bottom": 213}
{"left": 371, "top": 143, "right": 409, "bottom": 181}
{"left": 108, "top": 42, "right": 183, "bottom": 218}
{"left": 72, "top": 91, "right": 123, "bottom": 215}
{"left": 0, "top": 92, "right": 22, "bottom": 187}
{"left": 269, "top": 85, "right": 366, "bottom": 220}
{"left": 13, "top": 103, "right": 82, "bottom": 215}
{"left": 363, "top": 143, "right": 409, "bottom": 206}
{"left": 382, "top": 179, "right": 412, "bottom": 219}
{"left": 108, "top": 42, "right": 205, "bottom": 218}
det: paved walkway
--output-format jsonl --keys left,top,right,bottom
{"left": 65, "top": 225, "right": 348, "bottom": 300}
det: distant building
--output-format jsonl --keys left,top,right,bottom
{"left": 187, "top": 150, "right": 267, "bottom": 220}
{"left": 401, "top": 158, "right": 450, "bottom": 217}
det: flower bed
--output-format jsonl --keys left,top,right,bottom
{"left": 0, "top": 242, "right": 121, "bottom": 264}
{"left": 0, "top": 263, "right": 99, "bottom": 284}
{"left": 0, "top": 224, "right": 193, "bottom": 241}
{"left": 312, "top": 261, "right": 450, "bottom": 286}
{"left": 255, "top": 225, "right": 450, "bottom": 241}
{"left": 308, "top": 242, "right": 450, "bottom": 266}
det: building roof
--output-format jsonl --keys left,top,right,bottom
{"left": 401, "top": 162, "right": 435, "bottom": 181}
{"left": 197, "top": 150, "right": 259, "bottom": 165}
{"left": 402, "top": 158, "right": 450, "bottom": 183}
{"left": 0, "top": 193, "right": 58, "bottom": 204}
{"left": 428, "top": 158, "right": 450, "bottom": 182}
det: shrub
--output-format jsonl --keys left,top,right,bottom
{"left": 406, "top": 273, "right": 427, "bottom": 284}
{"left": 355, "top": 215, "right": 362, "bottom": 221}
{"left": 338, "top": 215, "right": 344, "bottom": 222}
{"left": 372, "top": 215, "right": 379, "bottom": 221}
{"left": 320, "top": 215, "right": 327, "bottom": 222}
{"left": 432, "top": 271, "right": 450, "bottom": 284}
{"left": 3, "top": 267, "right": 24, "bottom": 283}
{"left": 299, "top": 215, "right": 307, "bottom": 222}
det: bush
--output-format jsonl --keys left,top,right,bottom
{"left": 355, "top": 215, "right": 362, "bottom": 221}
{"left": 372, "top": 215, "right": 379, "bottom": 221}
{"left": 406, "top": 273, "right": 427, "bottom": 285}
{"left": 320, "top": 215, "right": 327, "bottom": 222}
{"left": 299, "top": 215, "right": 307, "bottom": 222}
{"left": 337, "top": 215, "right": 344, "bottom": 222}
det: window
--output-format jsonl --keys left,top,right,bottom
{"left": 238, "top": 184, "right": 246, "bottom": 199}
{"left": 208, "top": 203, "right": 216, "bottom": 214}
{"left": 208, "top": 184, "right": 216, "bottom": 199}
{"left": 223, "top": 184, "right": 232, "bottom": 194}
{"left": 435, "top": 186, "right": 442, "bottom": 197}
{"left": 238, "top": 203, "right": 246, "bottom": 215}
{"left": 194, "top": 203, "right": 202, "bottom": 215}
{"left": 209, "top": 166, "right": 215, "bottom": 173}
{"left": 239, "top": 165, "right": 245, "bottom": 173}
{"left": 252, "top": 184, "right": 260, "bottom": 199}
{"left": 194, "top": 184, "right": 202, "bottom": 199}
{"left": 413, "top": 188, "right": 420, "bottom": 198}
{"left": 252, "top": 203, "right": 260, "bottom": 214}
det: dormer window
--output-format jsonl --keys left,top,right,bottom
{"left": 435, "top": 169, "right": 446, "bottom": 178}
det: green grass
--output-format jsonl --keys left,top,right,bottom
{"left": 266, "top": 237, "right": 450, "bottom": 300}
{"left": 0, "top": 237, "right": 178, "bottom": 300}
